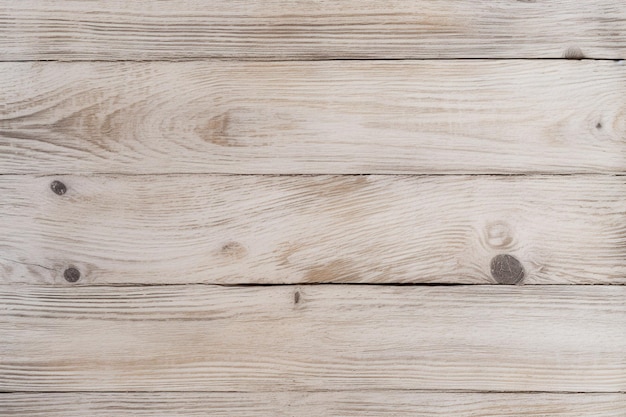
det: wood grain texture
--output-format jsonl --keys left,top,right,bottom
{"left": 1, "top": 0, "right": 625, "bottom": 60}
{"left": 1, "top": 392, "right": 625, "bottom": 416}
{"left": 1, "top": 175, "right": 625, "bottom": 285}
{"left": 1, "top": 60, "right": 625, "bottom": 175}
{"left": 1, "top": 285, "right": 624, "bottom": 392}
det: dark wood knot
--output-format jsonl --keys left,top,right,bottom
{"left": 50, "top": 180, "right": 67, "bottom": 196}
{"left": 64, "top": 267, "right": 81, "bottom": 283}
{"left": 490, "top": 254, "right": 524, "bottom": 285}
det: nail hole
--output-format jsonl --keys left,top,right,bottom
{"left": 294, "top": 291, "right": 300, "bottom": 304}
{"left": 596, "top": 122, "right": 602, "bottom": 129}
{"left": 50, "top": 180, "right": 67, "bottom": 196}
{"left": 490, "top": 254, "right": 525, "bottom": 285}
{"left": 64, "top": 267, "right": 81, "bottom": 283}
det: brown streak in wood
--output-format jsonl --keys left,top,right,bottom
{"left": 304, "top": 259, "right": 359, "bottom": 283}
{"left": 198, "top": 112, "right": 239, "bottom": 147}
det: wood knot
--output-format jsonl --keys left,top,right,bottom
{"left": 563, "top": 47, "right": 585, "bottom": 60}
{"left": 50, "top": 180, "right": 67, "bottom": 196}
{"left": 63, "top": 267, "right": 81, "bottom": 283}
{"left": 220, "top": 241, "right": 247, "bottom": 259}
{"left": 490, "top": 254, "right": 524, "bottom": 285}
{"left": 485, "top": 222, "right": 513, "bottom": 249}
{"left": 199, "top": 112, "right": 242, "bottom": 147}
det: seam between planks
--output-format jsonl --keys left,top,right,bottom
{"left": 0, "top": 390, "right": 624, "bottom": 394}
{"left": 1, "top": 58, "right": 624, "bottom": 63}
{"left": 1, "top": 283, "right": 625, "bottom": 288}
{"left": 1, "top": 173, "right": 625, "bottom": 178}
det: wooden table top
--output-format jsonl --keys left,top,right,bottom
{"left": 1, "top": 1, "right": 625, "bottom": 415}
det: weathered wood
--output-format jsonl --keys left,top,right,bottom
{"left": 1, "top": 285, "right": 624, "bottom": 392}
{"left": 1, "top": 392, "right": 625, "bottom": 416}
{"left": 1, "top": 175, "right": 624, "bottom": 285}
{"left": 1, "top": 61, "right": 624, "bottom": 175}
{"left": 3, "top": 1, "right": 624, "bottom": 412}
{"left": 1, "top": 0, "right": 625, "bottom": 60}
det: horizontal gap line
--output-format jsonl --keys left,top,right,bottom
{"left": 0, "top": 57, "right": 623, "bottom": 63}
{"left": 0, "top": 173, "right": 624, "bottom": 178}
{"left": 0, "top": 389, "right": 623, "bottom": 394}
{"left": 1, "top": 283, "right": 624, "bottom": 288}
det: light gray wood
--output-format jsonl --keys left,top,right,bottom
{"left": 1, "top": 0, "right": 625, "bottom": 60}
{"left": 3, "top": 1, "right": 625, "bottom": 413}
{"left": 1, "top": 392, "right": 625, "bottom": 416}
{"left": 1, "top": 61, "right": 624, "bottom": 175}
{"left": 1, "top": 175, "right": 624, "bottom": 285}
{"left": 0, "top": 285, "right": 624, "bottom": 392}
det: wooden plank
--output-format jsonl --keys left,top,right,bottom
{"left": 1, "top": 1, "right": 625, "bottom": 60}
{"left": 1, "top": 175, "right": 625, "bottom": 285}
{"left": 1, "top": 61, "right": 624, "bottom": 175}
{"left": 1, "top": 285, "right": 624, "bottom": 392}
{"left": 1, "top": 392, "right": 625, "bottom": 416}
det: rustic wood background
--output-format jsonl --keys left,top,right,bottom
{"left": 1, "top": 1, "right": 625, "bottom": 415}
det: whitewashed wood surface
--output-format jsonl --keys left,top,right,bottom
{"left": 1, "top": 285, "right": 624, "bottom": 392}
{"left": 2, "top": 392, "right": 625, "bottom": 417}
{"left": 1, "top": 61, "right": 624, "bottom": 174}
{"left": 1, "top": 0, "right": 625, "bottom": 60}
{"left": 1, "top": 0, "right": 625, "bottom": 414}
{"left": 0, "top": 175, "right": 624, "bottom": 285}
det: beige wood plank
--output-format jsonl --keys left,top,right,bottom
{"left": 1, "top": 285, "right": 624, "bottom": 392}
{"left": 1, "top": 1, "right": 625, "bottom": 60}
{"left": 1, "top": 175, "right": 624, "bottom": 285}
{"left": 1, "top": 61, "right": 624, "bottom": 175}
{"left": 1, "top": 392, "right": 625, "bottom": 416}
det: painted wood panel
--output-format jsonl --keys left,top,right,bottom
{"left": 2, "top": 1, "right": 624, "bottom": 410}
{"left": 2, "top": 61, "right": 624, "bottom": 175}
{"left": 1, "top": 392, "right": 625, "bottom": 416}
{"left": 1, "top": 175, "right": 624, "bottom": 285}
{"left": 1, "top": 285, "right": 624, "bottom": 392}
{"left": 1, "top": 0, "right": 625, "bottom": 60}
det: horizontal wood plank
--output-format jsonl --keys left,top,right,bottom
{"left": 1, "top": 392, "right": 625, "bottom": 416}
{"left": 1, "top": 1, "right": 625, "bottom": 60}
{"left": 1, "top": 61, "right": 625, "bottom": 174}
{"left": 1, "top": 285, "right": 624, "bottom": 392}
{"left": 1, "top": 175, "right": 625, "bottom": 285}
